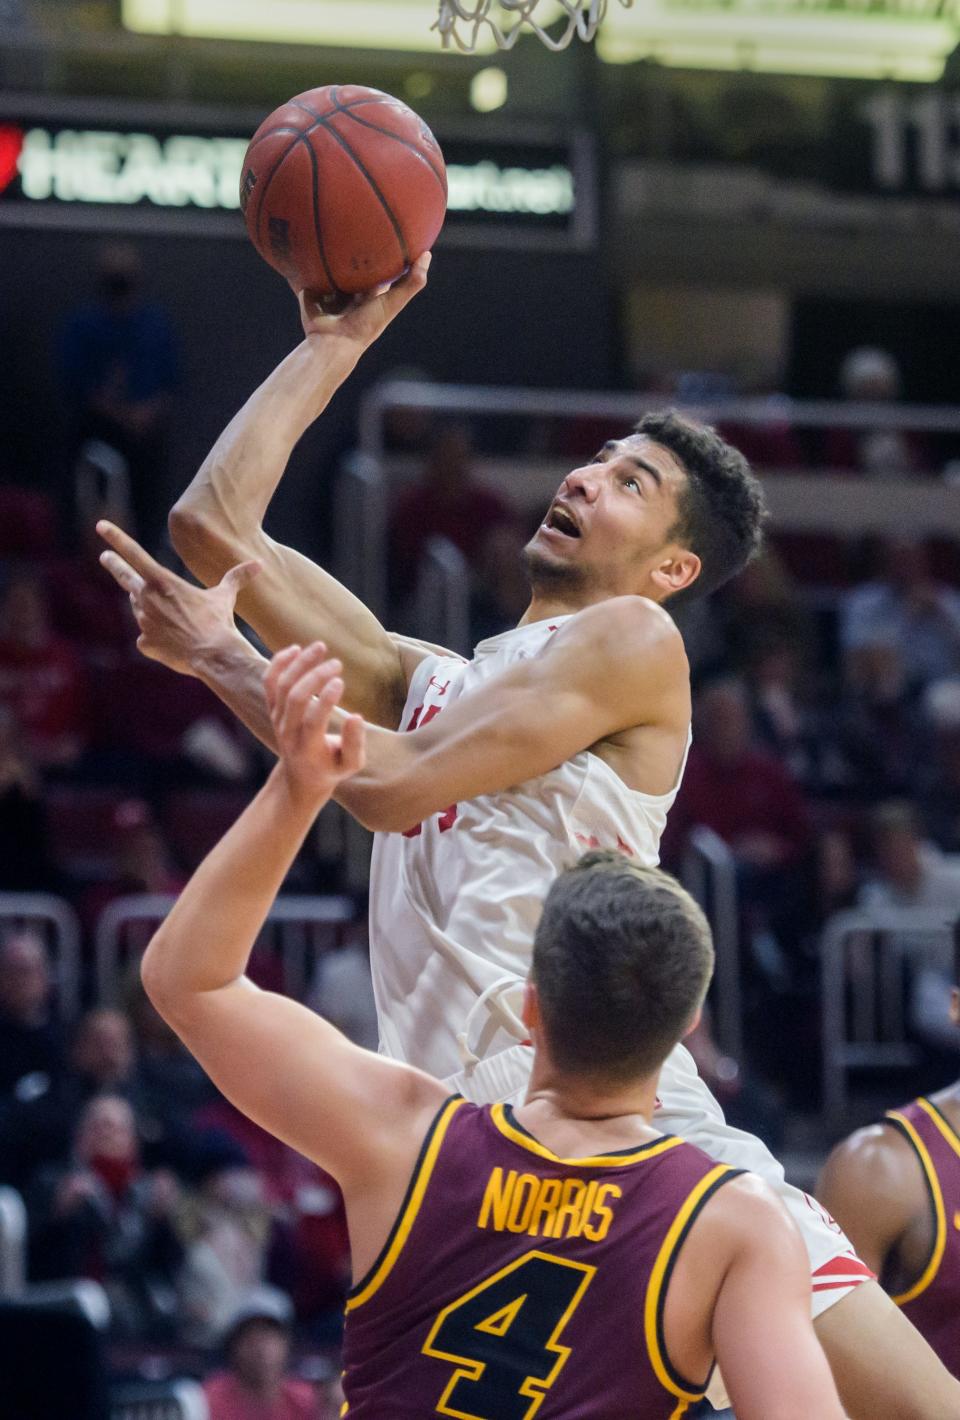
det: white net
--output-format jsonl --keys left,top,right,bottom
{"left": 435, "top": 0, "right": 633, "bottom": 52}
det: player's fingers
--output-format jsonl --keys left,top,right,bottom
{"left": 96, "top": 521, "right": 167, "bottom": 584}
{"left": 264, "top": 645, "right": 302, "bottom": 715}
{"left": 273, "top": 641, "right": 330, "bottom": 709}
{"left": 219, "top": 560, "right": 262, "bottom": 602}
{"left": 281, "top": 661, "right": 342, "bottom": 743}
{"left": 99, "top": 549, "right": 146, "bottom": 598}
{"left": 384, "top": 251, "right": 431, "bottom": 313}
{"left": 338, "top": 712, "right": 366, "bottom": 776}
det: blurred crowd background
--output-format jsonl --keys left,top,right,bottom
{"left": 2, "top": 0, "right": 960, "bottom": 1414}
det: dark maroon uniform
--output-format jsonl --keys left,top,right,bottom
{"left": 342, "top": 1096, "right": 742, "bottom": 1418}
{"left": 885, "top": 1096, "right": 960, "bottom": 1377}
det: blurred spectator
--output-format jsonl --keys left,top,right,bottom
{"left": 389, "top": 422, "right": 512, "bottom": 604}
{"left": 307, "top": 930, "right": 378, "bottom": 1052}
{"left": 663, "top": 678, "right": 813, "bottom": 879}
{"left": 662, "top": 677, "right": 815, "bottom": 1057}
{"left": 0, "top": 930, "right": 64, "bottom": 1097}
{"left": 0, "top": 706, "right": 54, "bottom": 889}
{"left": 204, "top": 1287, "right": 321, "bottom": 1420}
{"left": 859, "top": 801, "right": 960, "bottom": 1056}
{"left": 176, "top": 1154, "right": 278, "bottom": 1349}
{"left": 841, "top": 539, "right": 960, "bottom": 698}
{"left": 60, "top": 243, "right": 181, "bottom": 553}
{"left": 919, "top": 680, "right": 960, "bottom": 852}
{"left": 123, "top": 965, "right": 216, "bottom": 1119}
{"left": 2, "top": 1006, "right": 190, "bottom": 1187}
{"left": 824, "top": 347, "right": 932, "bottom": 476}
{"left": 469, "top": 518, "right": 532, "bottom": 643}
{"left": 0, "top": 573, "right": 89, "bottom": 771}
{"left": 45, "top": 530, "right": 135, "bottom": 663}
{"left": 26, "top": 1094, "right": 183, "bottom": 1338}
{"left": 89, "top": 657, "right": 253, "bottom": 793}
{"left": 860, "top": 800, "right": 960, "bottom": 914}
{"left": 80, "top": 799, "right": 185, "bottom": 932}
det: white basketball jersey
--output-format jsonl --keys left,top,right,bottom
{"left": 369, "top": 616, "right": 690, "bottom": 1081}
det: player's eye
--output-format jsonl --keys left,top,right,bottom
{"left": 624, "top": 474, "right": 641, "bottom": 493}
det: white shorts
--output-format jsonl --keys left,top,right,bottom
{"left": 444, "top": 1038, "right": 872, "bottom": 1404}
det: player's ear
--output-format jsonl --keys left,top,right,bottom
{"left": 650, "top": 548, "right": 700, "bottom": 599}
{"left": 521, "top": 980, "right": 540, "bottom": 1035}
{"left": 951, "top": 987, "right": 960, "bottom": 1027}
{"left": 683, "top": 1005, "right": 703, "bottom": 1039}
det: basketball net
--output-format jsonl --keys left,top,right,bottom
{"left": 435, "top": 0, "right": 634, "bottom": 52}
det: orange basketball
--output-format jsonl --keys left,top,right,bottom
{"left": 240, "top": 85, "right": 447, "bottom": 298}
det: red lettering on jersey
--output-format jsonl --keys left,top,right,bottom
{"left": 575, "top": 833, "right": 601, "bottom": 849}
{"left": 405, "top": 703, "right": 443, "bottom": 734}
{"left": 616, "top": 835, "right": 635, "bottom": 857}
{"left": 402, "top": 700, "right": 458, "bottom": 837}
{"left": 428, "top": 677, "right": 451, "bottom": 695}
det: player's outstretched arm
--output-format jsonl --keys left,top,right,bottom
{"left": 708, "top": 1177, "right": 848, "bottom": 1419}
{"left": 140, "top": 645, "right": 446, "bottom": 1192}
{"left": 168, "top": 257, "right": 431, "bottom": 729}
{"left": 816, "top": 1125, "right": 919, "bottom": 1277}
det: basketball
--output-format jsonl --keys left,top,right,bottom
{"left": 240, "top": 84, "right": 447, "bottom": 298}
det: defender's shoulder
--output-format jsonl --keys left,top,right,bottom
{"left": 821, "top": 1121, "right": 922, "bottom": 1194}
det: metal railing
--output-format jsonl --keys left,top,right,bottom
{"left": 359, "top": 378, "right": 960, "bottom": 453}
{"left": 681, "top": 826, "right": 742, "bottom": 1062}
{"left": 111, "top": 1381, "right": 208, "bottom": 1420}
{"left": 0, "top": 892, "right": 82, "bottom": 1020}
{"left": 357, "top": 379, "right": 960, "bottom": 539}
{"left": 0, "top": 1188, "right": 26, "bottom": 1299}
{"left": 820, "top": 907, "right": 959, "bottom": 1131}
{"left": 334, "top": 450, "right": 389, "bottom": 624}
{"left": 414, "top": 535, "right": 472, "bottom": 659}
{"left": 95, "top": 893, "right": 358, "bottom": 1005}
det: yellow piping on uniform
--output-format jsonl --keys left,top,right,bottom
{"left": 888, "top": 1108, "right": 947, "bottom": 1306}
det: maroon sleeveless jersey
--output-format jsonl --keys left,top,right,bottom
{"left": 341, "top": 1096, "right": 742, "bottom": 1418}
{"left": 885, "top": 1096, "right": 960, "bottom": 1376}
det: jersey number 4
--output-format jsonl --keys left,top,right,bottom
{"left": 422, "top": 1250, "right": 595, "bottom": 1419}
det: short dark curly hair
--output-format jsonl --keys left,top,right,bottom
{"left": 532, "top": 851, "right": 714, "bottom": 1082}
{"left": 635, "top": 409, "right": 767, "bottom": 607}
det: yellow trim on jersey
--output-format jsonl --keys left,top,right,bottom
{"left": 644, "top": 1163, "right": 733, "bottom": 1406}
{"left": 917, "top": 1096, "right": 960, "bottom": 1164}
{"left": 490, "top": 1102, "right": 683, "bottom": 1168}
{"left": 887, "top": 1108, "right": 947, "bottom": 1307}
{"left": 347, "top": 1096, "right": 466, "bottom": 1312}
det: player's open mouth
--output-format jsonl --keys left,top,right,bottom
{"left": 544, "top": 505, "right": 581, "bottom": 538}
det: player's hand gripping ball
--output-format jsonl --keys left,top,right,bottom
{"left": 240, "top": 84, "right": 447, "bottom": 302}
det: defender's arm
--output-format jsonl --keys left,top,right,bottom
{"left": 169, "top": 262, "right": 430, "bottom": 728}
{"left": 141, "top": 649, "right": 446, "bottom": 1194}
{"left": 816, "top": 1125, "right": 920, "bottom": 1277}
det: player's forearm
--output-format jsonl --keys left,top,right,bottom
{"left": 191, "top": 632, "right": 279, "bottom": 753}
{"left": 170, "top": 335, "right": 363, "bottom": 577}
{"left": 142, "top": 768, "right": 321, "bottom": 1005}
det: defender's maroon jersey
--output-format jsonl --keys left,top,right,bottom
{"left": 885, "top": 1096, "right": 960, "bottom": 1377}
{"left": 341, "top": 1096, "right": 742, "bottom": 1418}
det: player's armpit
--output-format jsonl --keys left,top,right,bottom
{"left": 336, "top": 595, "right": 689, "bottom": 833}
{"left": 709, "top": 1177, "right": 848, "bottom": 1420}
{"left": 816, "top": 1125, "right": 921, "bottom": 1277}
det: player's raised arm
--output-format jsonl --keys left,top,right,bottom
{"left": 139, "top": 645, "right": 446, "bottom": 1191}
{"left": 168, "top": 257, "right": 431, "bottom": 729}
{"left": 705, "top": 1177, "right": 848, "bottom": 1419}
{"left": 333, "top": 595, "right": 691, "bottom": 833}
